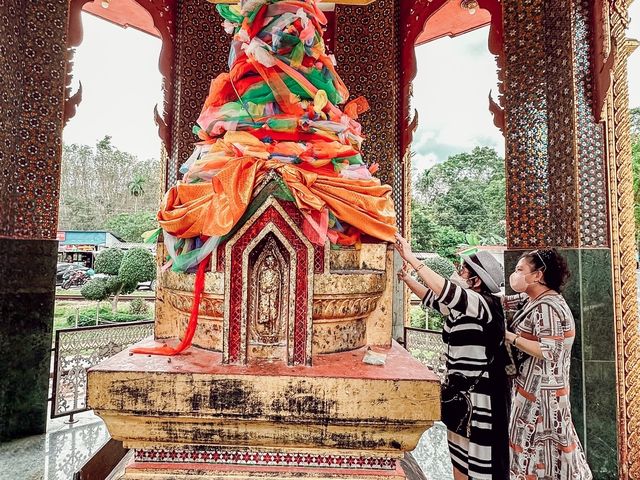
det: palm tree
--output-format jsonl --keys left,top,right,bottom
{"left": 128, "top": 174, "right": 146, "bottom": 213}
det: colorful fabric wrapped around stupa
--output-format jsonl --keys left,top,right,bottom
{"left": 158, "top": 0, "right": 397, "bottom": 272}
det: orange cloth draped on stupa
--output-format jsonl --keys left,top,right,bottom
{"left": 158, "top": 0, "right": 398, "bottom": 251}
{"left": 158, "top": 154, "right": 396, "bottom": 242}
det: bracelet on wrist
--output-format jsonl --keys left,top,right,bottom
{"left": 414, "top": 262, "right": 426, "bottom": 273}
{"left": 512, "top": 333, "right": 521, "bottom": 348}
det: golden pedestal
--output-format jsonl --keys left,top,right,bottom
{"left": 88, "top": 341, "right": 439, "bottom": 479}
{"left": 87, "top": 185, "right": 440, "bottom": 479}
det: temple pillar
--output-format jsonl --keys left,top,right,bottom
{"left": 334, "top": 1, "right": 407, "bottom": 341}
{"left": 0, "top": 1, "right": 70, "bottom": 440}
{"left": 501, "top": 0, "right": 635, "bottom": 477}
{"left": 166, "top": 0, "right": 228, "bottom": 188}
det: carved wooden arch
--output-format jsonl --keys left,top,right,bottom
{"left": 399, "top": 0, "right": 504, "bottom": 160}
{"left": 64, "top": 0, "right": 176, "bottom": 154}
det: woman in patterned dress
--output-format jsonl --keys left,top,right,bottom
{"left": 395, "top": 234, "right": 510, "bottom": 480}
{"left": 504, "top": 249, "right": 592, "bottom": 480}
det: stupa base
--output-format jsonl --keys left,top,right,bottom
{"left": 88, "top": 341, "right": 439, "bottom": 480}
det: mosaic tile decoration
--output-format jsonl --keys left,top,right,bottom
{"left": 543, "top": 1, "right": 579, "bottom": 247}
{"left": 335, "top": 0, "right": 402, "bottom": 229}
{"left": 168, "top": 0, "right": 228, "bottom": 188}
{"left": 503, "top": 0, "right": 609, "bottom": 248}
{"left": 573, "top": 0, "right": 609, "bottom": 247}
{"left": 0, "top": 1, "right": 70, "bottom": 239}
{"left": 503, "top": 0, "right": 551, "bottom": 248}
{"left": 134, "top": 447, "right": 398, "bottom": 471}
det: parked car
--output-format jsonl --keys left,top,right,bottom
{"left": 137, "top": 279, "right": 157, "bottom": 291}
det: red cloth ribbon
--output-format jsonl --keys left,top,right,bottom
{"left": 130, "top": 255, "right": 209, "bottom": 356}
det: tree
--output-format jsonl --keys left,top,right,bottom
{"left": 410, "top": 200, "right": 436, "bottom": 252}
{"left": 105, "top": 211, "right": 158, "bottom": 242}
{"left": 128, "top": 173, "right": 147, "bottom": 213}
{"left": 630, "top": 107, "right": 640, "bottom": 142}
{"left": 411, "top": 146, "right": 506, "bottom": 259}
{"left": 82, "top": 247, "right": 156, "bottom": 312}
{"left": 58, "top": 136, "right": 161, "bottom": 231}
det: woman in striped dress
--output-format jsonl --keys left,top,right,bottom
{"left": 504, "top": 249, "right": 592, "bottom": 479}
{"left": 395, "top": 234, "right": 510, "bottom": 480}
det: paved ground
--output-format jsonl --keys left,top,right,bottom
{"left": 0, "top": 411, "right": 108, "bottom": 480}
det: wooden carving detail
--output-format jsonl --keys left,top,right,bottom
{"left": 604, "top": 2, "right": 640, "bottom": 477}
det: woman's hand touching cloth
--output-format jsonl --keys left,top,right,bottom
{"left": 394, "top": 233, "right": 446, "bottom": 297}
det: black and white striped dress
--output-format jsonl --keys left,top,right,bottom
{"left": 423, "top": 279, "right": 509, "bottom": 480}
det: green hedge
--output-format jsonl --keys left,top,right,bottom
{"left": 66, "top": 306, "right": 149, "bottom": 327}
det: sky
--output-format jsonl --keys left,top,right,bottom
{"left": 64, "top": 6, "right": 640, "bottom": 170}
{"left": 63, "top": 12, "right": 162, "bottom": 161}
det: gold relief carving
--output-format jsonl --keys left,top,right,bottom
{"left": 313, "top": 272, "right": 386, "bottom": 295}
{"left": 176, "top": 315, "right": 223, "bottom": 351}
{"left": 605, "top": 3, "right": 640, "bottom": 478}
{"left": 312, "top": 295, "right": 382, "bottom": 321}
{"left": 313, "top": 319, "right": 367, "bottom": 353}
{"left": 249, "top": 238, "right": 288, "bottom": 345}
{"left": 159, "top": 269, "right": 224, "bottom": 295}
{"left": 165, "top": 290, "right": 224, "bottom": 319}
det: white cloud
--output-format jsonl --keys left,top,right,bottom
{"left": 412, "top": 152, "right": 439, "bottom": 173}
{"left": 411, "top": 27, "right": 505, "bottom": 172}
{"left": 63, "top": 12, "right": 163, "bottom": 161}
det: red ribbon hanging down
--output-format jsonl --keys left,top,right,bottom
{"left": 130, "top": 255, "right": 210, "bottom": 356}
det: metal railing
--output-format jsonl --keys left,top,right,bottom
{"left": 404, "top": 327, "right": 446, "bottom": 381}
{"left": 51, "top": 321, "right": 154, "bottom": 419}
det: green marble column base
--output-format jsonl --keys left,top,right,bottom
{"left": 505, "top": 248, "right": 618, "bottom": 479}
{"left": 0, "top": 238, "right": 57, "bottom": 440}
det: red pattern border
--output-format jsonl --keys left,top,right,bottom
{"left": 133, "top": 447, "right": 397, "bottom": 471}
{"left": 227, "top": 205, "right": 311, "bottom": 365}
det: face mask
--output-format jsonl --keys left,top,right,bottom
{"left": 509, "top": 271, "right": 537, "bottom": 292}
{"left": 450, "top": 271, "right": 478, "bottom": 289}
{"left": 449, "top": 272, "right": 467, "bottom": 288}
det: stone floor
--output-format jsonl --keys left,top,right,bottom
{"left": 0, "top": 410, "right": 452, "bottom": 480}
{"left": 0, "top": 411, "right": 109, "bottom": 480}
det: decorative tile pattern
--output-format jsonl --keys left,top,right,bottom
{"left": 543, "top": 0, "right": 579, "bottom": 246}
{"left": 335, "top": 0, "right": 401, "bottom": 227}
{"left": 502, "top": 0, "right": 550, "bottom": 248}
{"left": 0, "top": 0, "right": 70, "bottom": 239}
{"left": 573, "top": 0, "right": 608, "bottom": 247}
{"left": 226, "top": 203, "right": 312, "bottom": 365}
{"left": 134, "top": 447, "right": 397, "bottom": 471}
{"left": 503, "top": 0, "right": 609, "bottom": 249}
{"left": 168, "top": 0, "right": 228, "bottom": 188}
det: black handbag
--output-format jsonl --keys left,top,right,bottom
{"left": 440, "top": 338, "right": 501, "bottom": 438}
{"left": 441, "top": 372, "right": 476, "bottom": 437}
{"left": 441, "top": 370, "right": 482, "bottom": 437}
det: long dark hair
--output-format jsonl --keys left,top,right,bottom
{"left": 519, "top": 248, "right": 570, "bottom": 292}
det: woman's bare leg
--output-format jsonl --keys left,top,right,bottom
{"left": 452, "top": 467, "right": 468, "bottom": 480}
